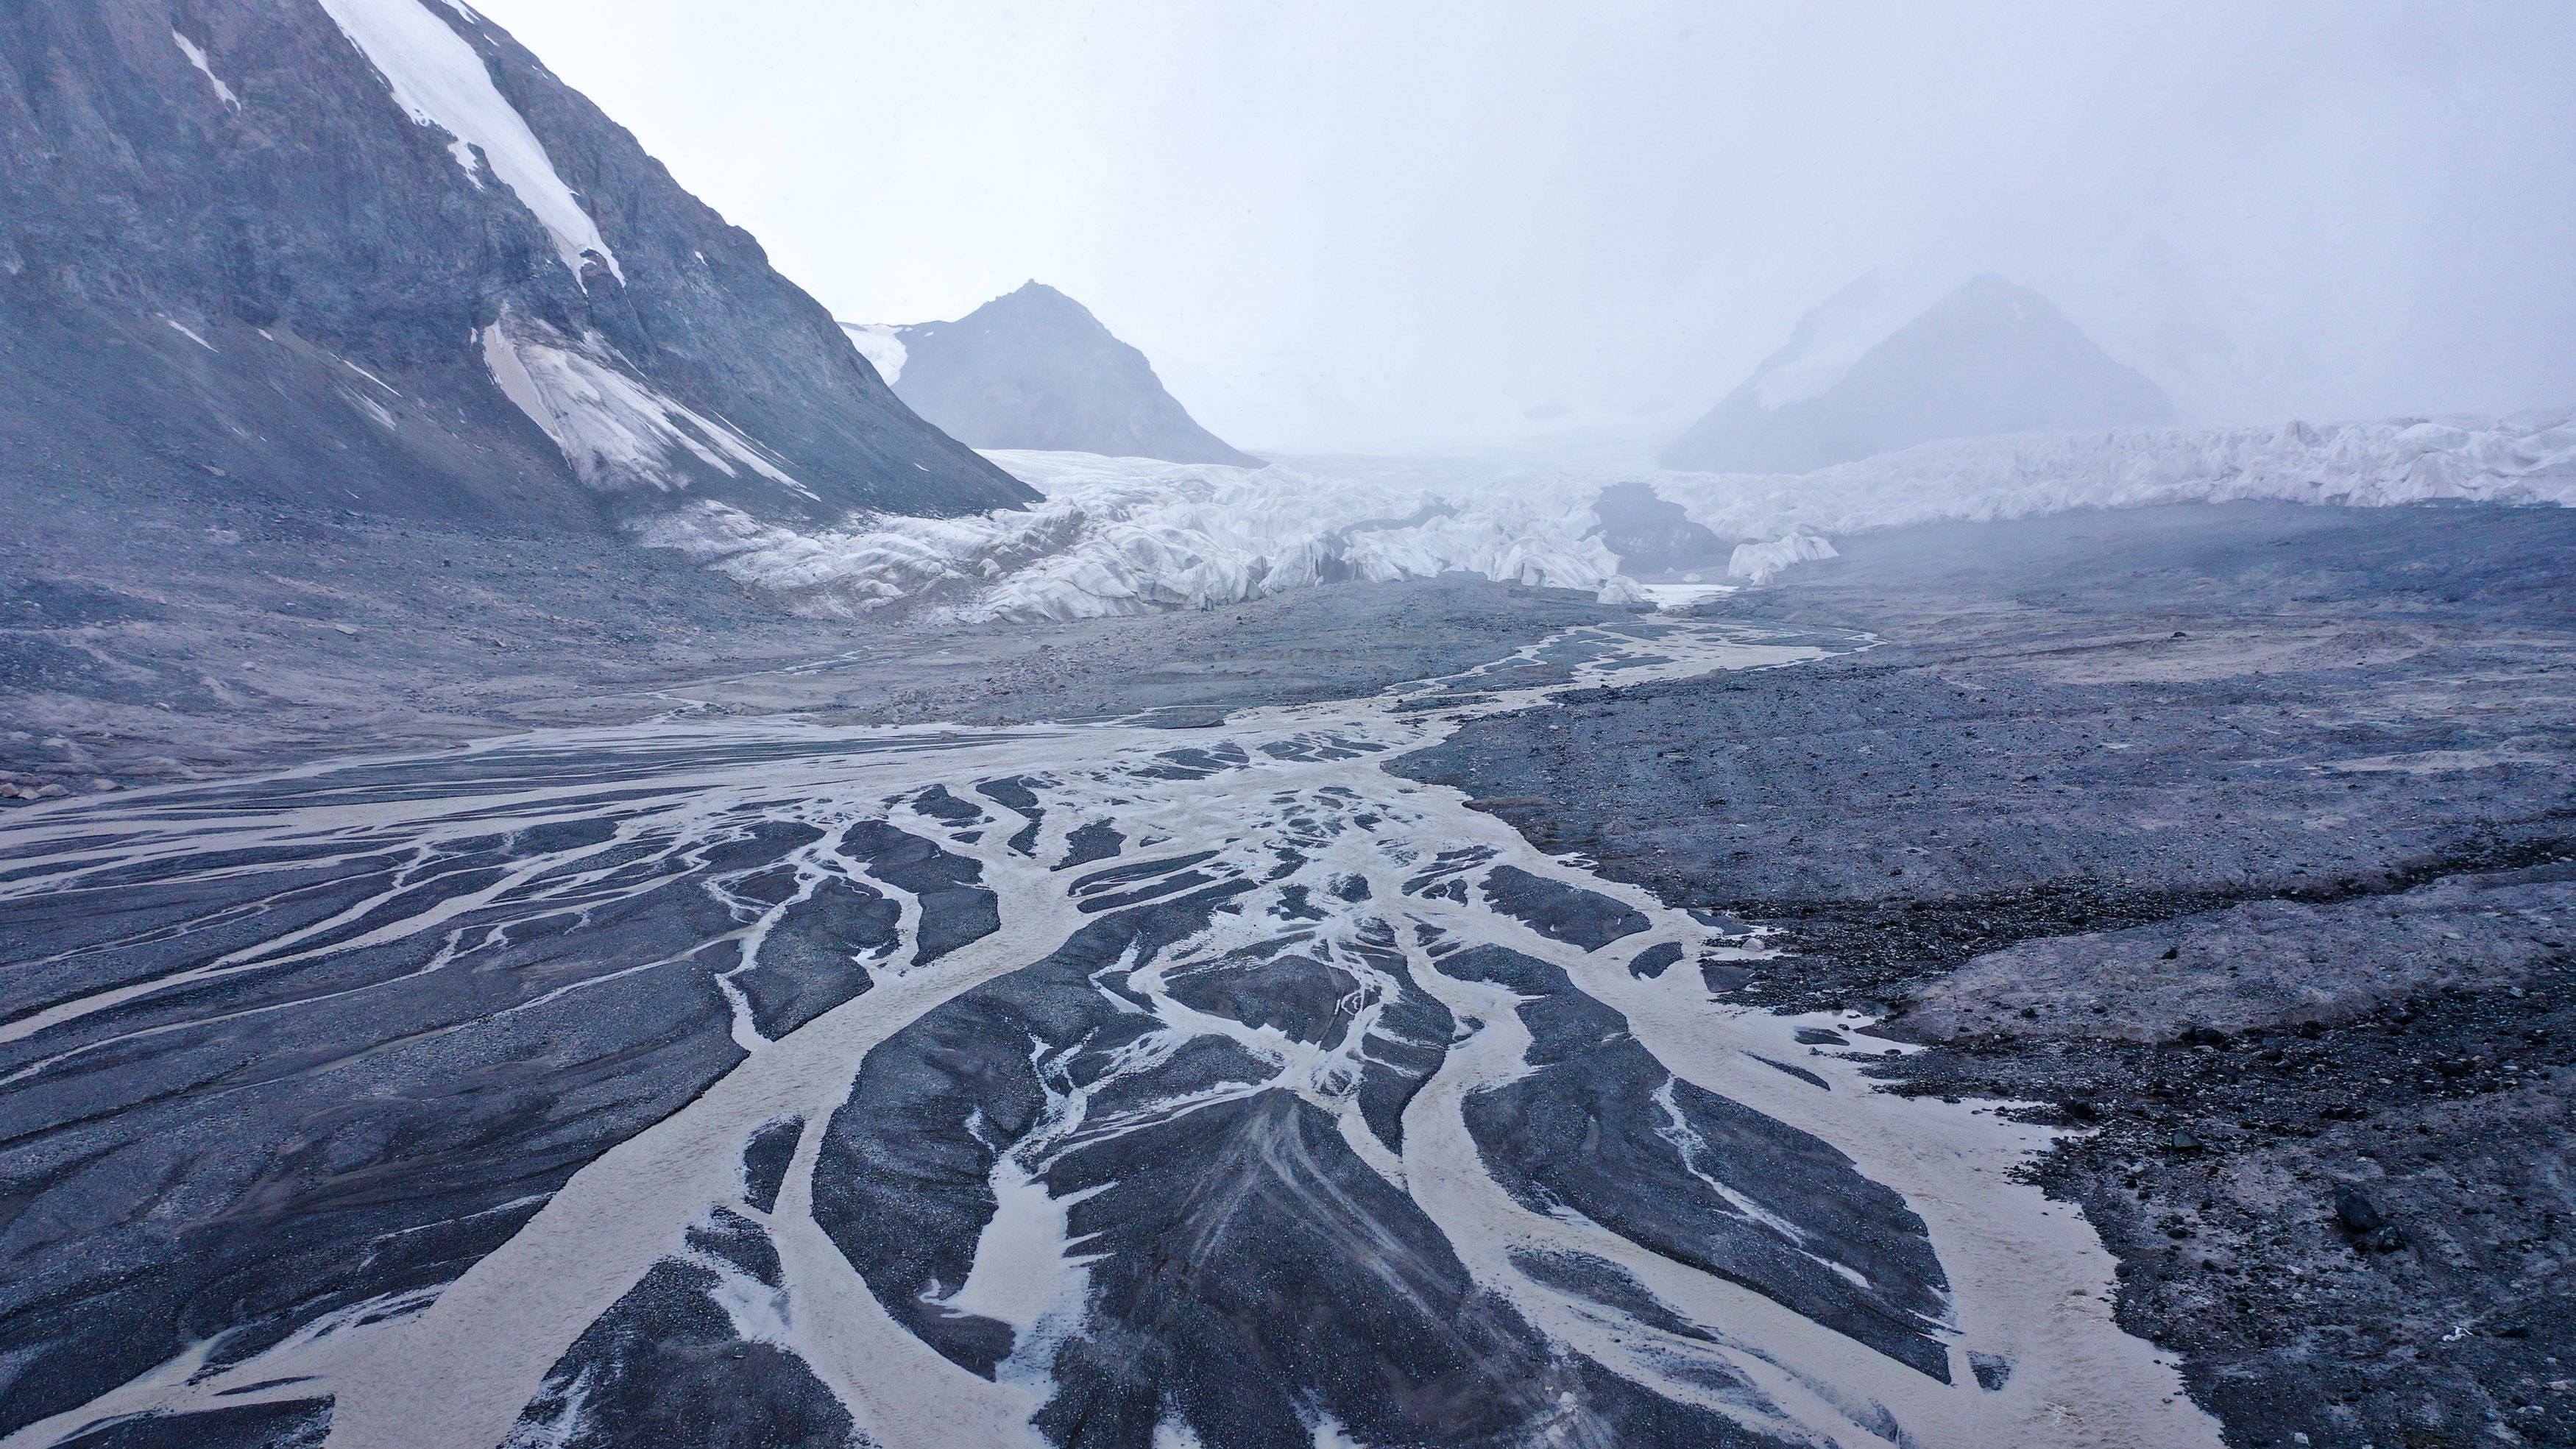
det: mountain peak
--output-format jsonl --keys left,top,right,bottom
{"left": 1661, "top": 274, "right": 2178, "bottom": 473}
{"left": 0, "top": 0, "right": 1035, "bottom": 528}
{"left": 874, "top": 286, "right": 1262, "bottom": 467}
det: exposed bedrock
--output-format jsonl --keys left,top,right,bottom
{"left": 875, "top": 282, "right": 1262, "bottom": 467}
{"left": 1585, "top": 479, "right": 1733, "bottom": 578}
{"left": 1660, "top": 274, "right": 2177, "bottom": 473}
{"left": 0, "top": 0, "right": 1028, "bottom": 529}
{"left": 50, "top": 1401, "right": 333, "bottom": 1449}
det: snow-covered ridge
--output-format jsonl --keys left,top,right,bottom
{"left": 315, "top": 0, "right": 620, "bottom": 283}
{"left": 1748, "top": 270, "right": 1947, "bottom": 412}
{"left": 634, "top": 408, "right": 2574, "bottom": 625}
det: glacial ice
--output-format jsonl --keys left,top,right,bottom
{"left": 632, "top": 405, "right": 2573, "bottom": 626}
{"left": 1727, "top": 532, "right": 1838, "bottom": 584}
{"left": 634, "top": 450, "right": 1639, "bottom": 623}
{"left": 1654, "top": 407, "right": 2576, "bottom": 540}
{"left": 316, "top": 0, "right": 623, "bottom": 284}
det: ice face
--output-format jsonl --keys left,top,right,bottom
{"left": 626, "top": 406, "right": 2576, "bottom": 623}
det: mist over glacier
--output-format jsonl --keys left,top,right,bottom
{"left": 7, "top": 3, "right": 2575, "bottom": 1447}
{"left": 476, "top": 0, "right": 2576, "bottom": 453}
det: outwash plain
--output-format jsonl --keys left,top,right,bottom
{"left": 8, "top": 492, "right": 2572, "bottom": 1448}
{"left": 1399, "top": 500, "right": 2576, "bottom": 1448}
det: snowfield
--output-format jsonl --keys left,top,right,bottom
{"left": 632, "top": 408, "right": 2576, "bottom": 624}
{"left": 315, "top": 0, "right": 621, "bottom": 284}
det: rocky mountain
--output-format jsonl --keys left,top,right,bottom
{"left": 852, "top": 282, "right": 1262, "bottom": 467}
{"left": 0, "top": 0, "right": 1035, "bottom": 534}
{"left": 1661, "top": 274, "right": 2179, "bottom": 473}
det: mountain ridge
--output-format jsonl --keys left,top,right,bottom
{"left": 857, "top": 282, "right": 1262, "bottom": 467}
{"left": 1662, "top": 274, "right": 2179, "bottom": 473}
{"left": 0, "top": 0, "right": 1034, "bottom": 533}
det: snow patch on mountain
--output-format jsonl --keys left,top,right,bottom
{"left": 629, "top": 407, "right": 2575, "bottom": 624}
{"left": 840, "top": 323, "right": 907, "bottom": 385}
{"left": 481, "top": 312, "right": 812, "bottom": 498}
{"left": 1749, "top": 272, "right": 1947, "bottom": 412}
{"left": 314, "top": 0, "right": 620, "bottom": 283}
{"left": 169, "top": 30, "right": 239, "bottom": 109}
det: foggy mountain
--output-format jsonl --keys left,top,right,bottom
{"left": 1662, "top": 274, "right": 2179, "bottom": 473}
{"left": 849, "top": 283, "right": 1262, "bottom": 467}
{"left": 0, "top": 0, "right": 1033, "bottom": 531}
{"left": 8, "top": 6, "right": 2576, "bottom": 1449}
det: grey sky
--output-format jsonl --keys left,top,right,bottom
{"left": 473, "top": 0, "right": 2576, "bottom": 454}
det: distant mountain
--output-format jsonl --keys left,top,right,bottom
{"left": 851, "top": 283, "right": 1261, "bottom": 467}
{"left": 0, "top": 0, "right": 1033, "bottom": 532}
{"left": 1661, "top": 274, "right": 2179, "bottom": 473}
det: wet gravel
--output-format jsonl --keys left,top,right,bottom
{"left": 1393, "top": 500, "right": 2576, "bottom": 1449}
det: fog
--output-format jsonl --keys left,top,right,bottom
{"left": 473, "top": 0, "right": 2576, "bottom": 455}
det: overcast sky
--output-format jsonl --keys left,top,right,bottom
{"left": 474, "top": 0, "right": 2575, "bottom": 454}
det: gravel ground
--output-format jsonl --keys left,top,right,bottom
{"left": 0, "top": 476, "right": 1618, "bottom": 798}
{"left": 1392, "top": 500, "right": 2576, "bottom": 1449}
{"left": 15, "top": 483, "right": 2576, "bottom": 1445}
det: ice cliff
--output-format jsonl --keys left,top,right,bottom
{"left": 635, "top": 407, "right": 2575, "bottom": 623}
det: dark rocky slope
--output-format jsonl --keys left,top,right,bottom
{"left": 0, "top": 0, "right": 1032, "bottom": 530}
{"left": 1662, "top": 274, "right": 2178, "bottom": 473}
{"left": 872, "top": 282, "right": 1260, "bottom": 466}
{"left": 1392, "top": 500, "right": 2576, "bottom": 1448}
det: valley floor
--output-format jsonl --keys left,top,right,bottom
{"left": 4, "top": 496, "right": 2570, "bottom": 1448}
{"left": 0, "top": 487, "right": 1622, "bottom": 798}
{"left": 1396, "top": 500, "right": 2576, "bottom": 1448}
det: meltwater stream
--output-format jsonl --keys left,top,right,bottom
{"left": 0, "top": 618, "right": 2219, "bottom": 1449}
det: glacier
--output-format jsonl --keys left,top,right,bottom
{"left": 631, "top": 407, "right": 2575, "bottom": 625}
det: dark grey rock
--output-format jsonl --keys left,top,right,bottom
{"left": 1628, "top": 941, "right": 1685, "bottom": 978}
{"left": 1389, "top": 498, "right": 2576, "bottom": 1449}
{"left": 0, "top": 760, "right": 910, "bottom": 1435}
{"left": 54, "top": 1401, "right": 330, "bottom": 1449}
{"left": 1479, "top": 864, "right": 1649, "bottom": 951}
{"left": 1438, "top": 943, "right": 1953, "bottom": 1381}
{"left": 1588, "top": 481, "right": 1730, "bottom": 575}
{"left": 740, "top": 1119, "right": 803, "bottom": 1216}
{"left": 2332, "top": 1184, "right": 2387, "bottom": 1233}
{"left": 839, "top": 820, "right": 998, "bottom": 965}
{"left": 506, "top": 1247, "right": 854, "bottom": 1449}
{"left": 813, "top": 893, "right": 1759, "bottom": 1448}
{"left": 0, "top": 0, "right": 1032, "bottom": 544}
